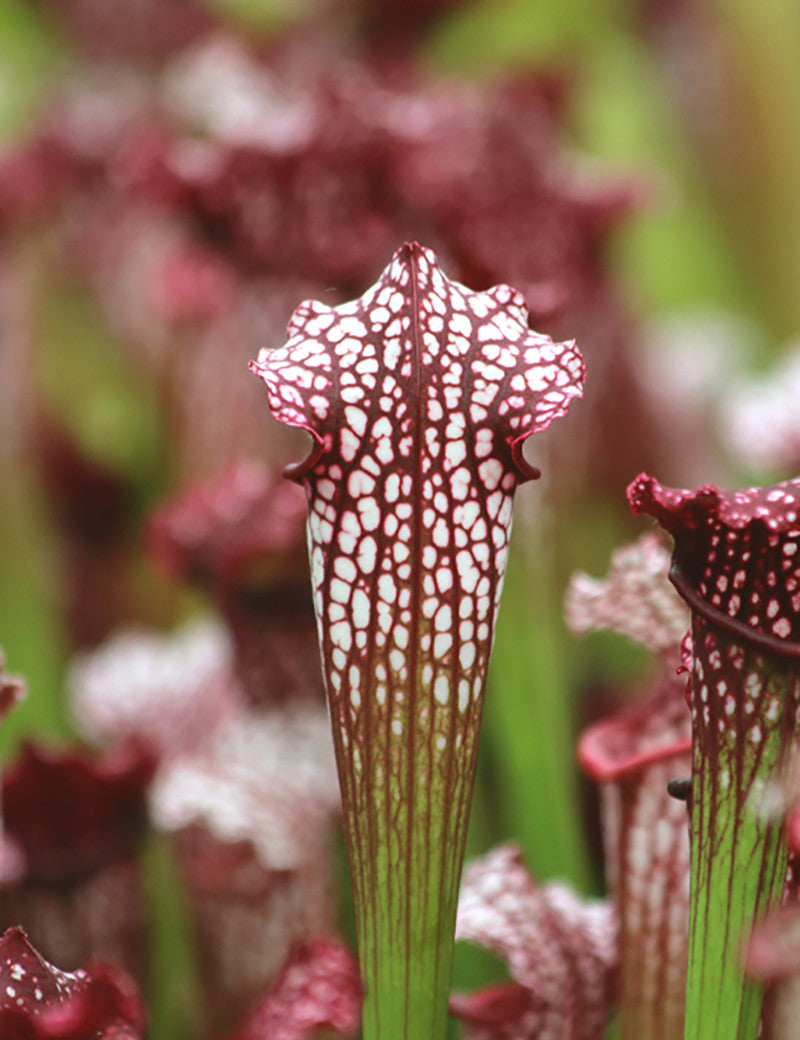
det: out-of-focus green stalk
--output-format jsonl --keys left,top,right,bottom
{"left": 430, "top": 0, "right": 618, "bottom": 72}
{"left": 1, "top": 278, "right": 164, "bottom": 753}
{"left": 37, "top": 284, "right": 164, "bottom": 487}
{"left": 142, "top": 835, "right": 201, "bottom": 1040}
{"left": 708, "top": 1, "right": 800, "bottom": 341}
{"left": 0, "top": 470, "right": 67, "bottom": 755}
{"left": 576, "top": 32, "right": 752, "bottom": 318}
{"left": 485, "top": 512, "right": 592, "bottom": 890}
{"left": 0, "top": 0, "right": 62, "bottom": 143}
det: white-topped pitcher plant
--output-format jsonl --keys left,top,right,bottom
{"left": 251, "top": 242, "right": 584, "bottom": 1040}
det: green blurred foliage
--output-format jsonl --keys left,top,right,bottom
{"left": 0, "top": 0, "right": 63, "bottom": 143}
{"left": 36, "top": 284, "right": 165, "bottom": 484}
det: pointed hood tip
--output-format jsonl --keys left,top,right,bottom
{"left": 626, "top": 472, "right": 656, "bottom": 511}
{"left": 398, "top": 240, "right": 434, "bottom": 262}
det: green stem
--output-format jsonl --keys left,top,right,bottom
{"left": 486, "top": 521, "right": 592, "bottom": 889}
{"left": 343, "top": 713, "right": 479, "bottom": 1040}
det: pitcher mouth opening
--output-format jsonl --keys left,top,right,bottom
{"left": 669, "top": 563, "right": 800, "bottom": 661}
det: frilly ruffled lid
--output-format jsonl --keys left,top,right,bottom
{"left": 250, "top": 241, "right": 584, "bottom": 484}
{"left": 2, "top": 742, "right": 154, "bottom": 883}
{"left": 578, "top": 678, "right": 691, "bottom": 783}
{"left": 146, "top": 465, "right": 320, "bottom": 706}
{"left": 628, "top": 474, "right": 800, "bottom": 650}
{"left": 449, "top": 982, "right": 534, "bottom": 1037}
{"left": 149, "top": 708, "right": 339, "bottom": 873}
{"left": 147, "top": 461, "right": 308, "bottom": 591}
{"left": 454, "top": 845, "right": 617, "bottom": 1040}
{"left": 226, "top": 938, "right": 363, "bottom": 1040}
{"left": 0, "top": 926, "right": 146, "bottom": 1039}
{"left": 565, "top": 533, "right": 689, "bottom": 656}
{"left": 68, "top": 618, "right": 241, "bottom": 760}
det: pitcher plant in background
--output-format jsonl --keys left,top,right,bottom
{"left": 629, "top": 475, "right": 800, "bottom": 1040}
{"left": 569, "top": 534, "right": 692, "bottom": 1040}
{"left": 251, "top": 242, "right": 584, "bottom": 1040}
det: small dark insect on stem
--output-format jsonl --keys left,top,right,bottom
{"left": 667, "top": 776, "right": 692, "bottom": 803}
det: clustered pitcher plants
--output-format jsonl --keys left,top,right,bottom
{"left": 2, "top": 9, "right": 800, "bottom": 1039}
{"left": 251, "top": 241, "right": 800, "bottom": 1039}
{"left": 4, "top": 235, "right": 800, "bottom": 1039}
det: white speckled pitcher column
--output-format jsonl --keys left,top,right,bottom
{"left": 251, "top": 243, "right": 584, "bottom": 1040}
{"left": 630, "top": 475, "right": 800, "bottom": 1040}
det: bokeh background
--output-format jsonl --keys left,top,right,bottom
{"left": 2, "top": 0, "right": 800, "bottom": 1036}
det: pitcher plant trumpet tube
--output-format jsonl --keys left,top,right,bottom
{"left": 629, "top": 475, "right": 800, "bottom": 1040}
{"left": 251, "top": 242, "right": 584, "bottom": 1039}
